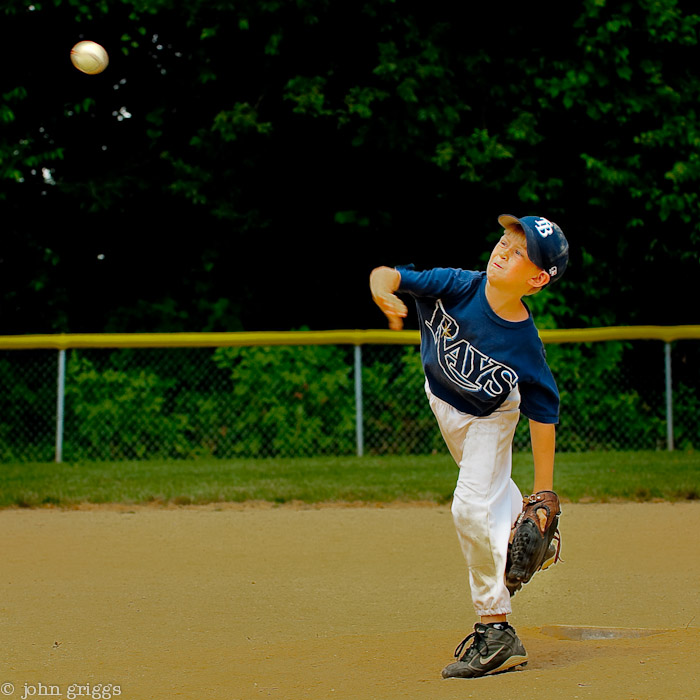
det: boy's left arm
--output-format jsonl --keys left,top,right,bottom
{"left": 529, "top": 419, "right": 556, "bottom": 493}
{"left": 507, "top": 420, "right": 561, "bottom": 588}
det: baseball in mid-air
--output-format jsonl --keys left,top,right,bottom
{"left": 70, "top": 41, "right": 109, "bottom": 75}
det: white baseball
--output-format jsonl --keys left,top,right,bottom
{"left": 70, "top": 41, "right": 109, "bottom": 75}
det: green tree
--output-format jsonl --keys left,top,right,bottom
{"left": 1, "top": 0, "right": 699, "bottom": 334}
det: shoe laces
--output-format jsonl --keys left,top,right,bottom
{"left": 453, "top": 627, "right": 489, "bottom": 661}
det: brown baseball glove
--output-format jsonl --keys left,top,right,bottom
{"left": 506, "top": 490, "right": 561, "bottom": 596}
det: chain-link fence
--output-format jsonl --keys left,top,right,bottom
{"left": 1, "top": 332, "right": 698, "bottom": 463}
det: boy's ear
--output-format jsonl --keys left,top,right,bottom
{"left": 529, "top": 269, "right": 551, "bottom": 290}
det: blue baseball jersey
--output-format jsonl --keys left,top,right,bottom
{"left": 398, "top": 266, "right": 560, "bottom": 424}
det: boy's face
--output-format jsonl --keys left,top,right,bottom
{"left": 487, "top": 227, "right": 547, "bottom": 293}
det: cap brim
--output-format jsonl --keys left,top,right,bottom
{"left": 497, "top": 214, "right": 521, "bottom": 229}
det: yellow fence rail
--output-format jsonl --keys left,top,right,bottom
{"left": 1, "top": 325, "right": 699, "bottom": 350}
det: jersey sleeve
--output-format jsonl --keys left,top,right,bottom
{"left": 397, "top": 266, "right": 480, "bottom": 299}
{"left": 518, "top": 362, "right": 560, "bottom": 424}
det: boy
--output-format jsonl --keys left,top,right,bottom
{"left": 369, "top": 214, "right": 569, "bottom": 679}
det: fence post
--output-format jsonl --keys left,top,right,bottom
{"left": 664, "top": 342, "right": 674, "bottom": 451}
{"left": 55, "top": 349, "right": 66, "bottom": 463}
{"left": 354, "top": 344, "right": 364, "bottom": 457}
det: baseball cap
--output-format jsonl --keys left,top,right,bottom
{"left": 497, "top": 214, "right": 569, "bottom": 284}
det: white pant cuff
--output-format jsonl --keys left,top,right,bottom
{"left": 474, "top": 607, "right": 512, "bottom": 617}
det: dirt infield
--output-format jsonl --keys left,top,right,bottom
{"left": 2, "top": 502, "right": 699, "bottom": 700}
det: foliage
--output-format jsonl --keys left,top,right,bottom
{"left": 212, "top": 342, "right": 356, "bottom": 457}
{"left": 64, "top": 352, "right": 191, "bottom": 460}
{"left": 0, "top": 354, "right": 56, "bottom": 462}
{"left": 544, "top": 342, "right": 666, "bottom": 451}
{"left": 1, "top": 1, "right": 700, "bottom": 335}
{"left": 361, "top": 346, "right": 444, "bottom": 454}
{"left": 1, "top": 340, "right": 696, "bottom": 463}
{"left": 674, "top": 382, "right": 700, "bottom": 450}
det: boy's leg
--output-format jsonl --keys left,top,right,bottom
{"left": 426, "top": 385, "right": 527, "bottom": 678}
{"left": 427, "top": 386, "right": 521, "bottom": 617}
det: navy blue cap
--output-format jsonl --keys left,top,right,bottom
{"left": 497, "top": 214, "right": 569, "bottom": 284}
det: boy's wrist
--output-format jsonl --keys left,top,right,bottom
{"left": 370, "top": 266, "right": 400, "bottom": 295}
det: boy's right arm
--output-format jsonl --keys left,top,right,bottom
{"left": 369, "top": 266, "right": 408, "bottom": 331}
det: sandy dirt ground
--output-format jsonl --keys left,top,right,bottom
{"left": 2, "top": 501, "right": 699, "bottom": 700}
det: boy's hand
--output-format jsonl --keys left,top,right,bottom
{"left": 370, "top": 267, "right": 408, "bottom": 330}
{"left": 376, "top": 293, "right": 408, "bottom": 330}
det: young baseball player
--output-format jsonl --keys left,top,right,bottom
{"left": 369, "top": 214, "right": 569, "bottom": 679}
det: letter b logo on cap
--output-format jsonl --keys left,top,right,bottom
{"left": 535, "top": 218, "right": 554, "bottom": 237}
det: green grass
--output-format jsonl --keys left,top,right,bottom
{"left": 0, "top": 451, "right": 698, "bottom": 509}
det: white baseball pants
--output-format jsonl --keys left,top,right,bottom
{"left": 426, "top": 383, "right": 523, "bottom": 617}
